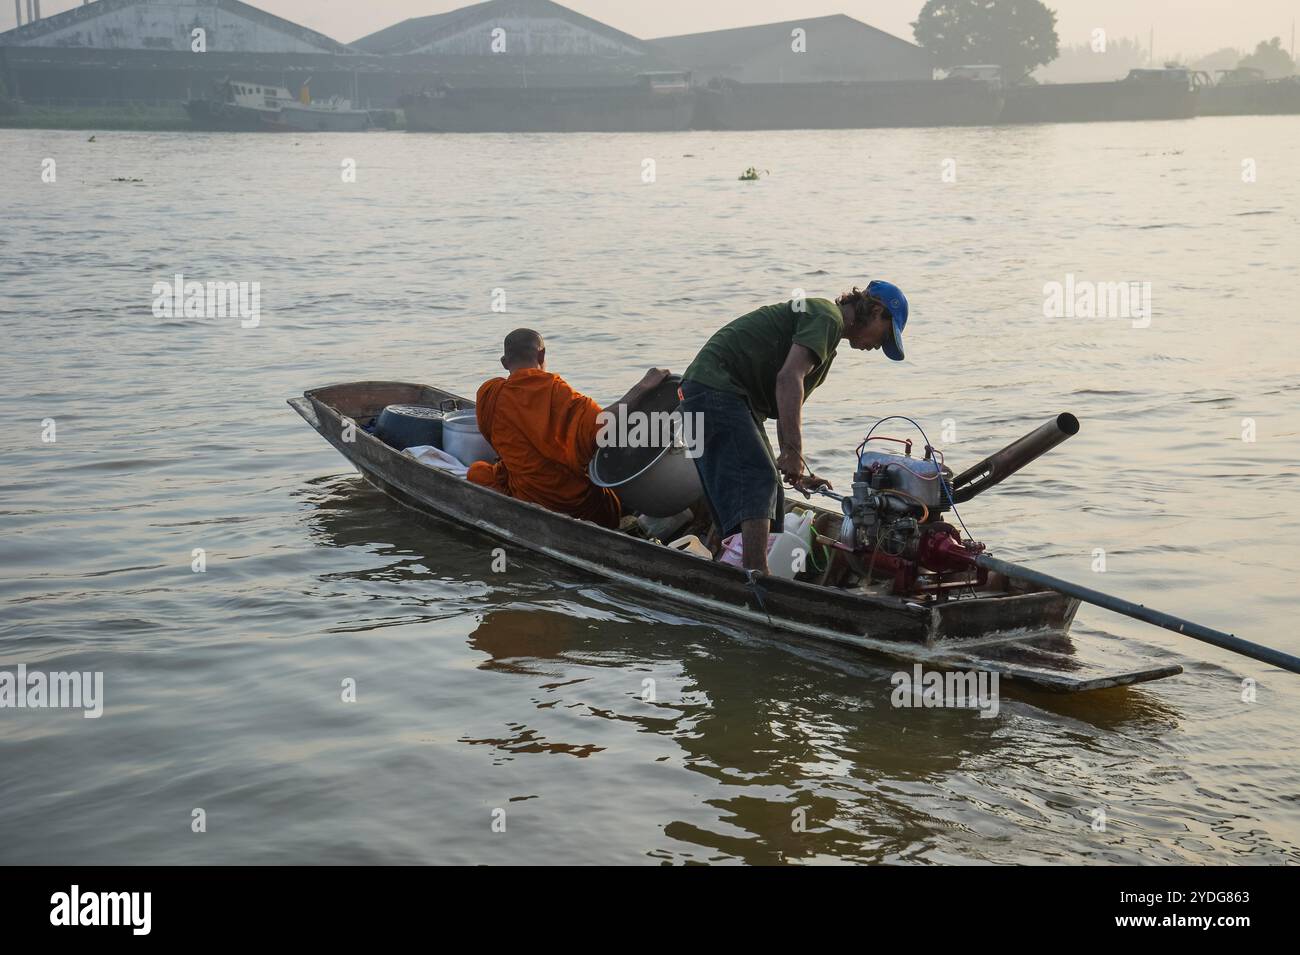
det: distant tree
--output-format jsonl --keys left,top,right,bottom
{"left": 1190, "top": 47, "right": 1246, "bottom": 74}
{"left": 1237, "top": 37, "right": 1296, "bottom": 77}
{"left": 913, "top": 0, "right": 1060, "bottom": 82}
{"left": 1036, "top": 36, "right": 1147, "bottom": 83}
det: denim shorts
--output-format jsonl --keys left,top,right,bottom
{"left": 680, "top": 379, "right": 784, "bottom": 539}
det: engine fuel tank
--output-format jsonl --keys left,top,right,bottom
{"left": 856, "top": 450, "right": 948, "bottom": 508}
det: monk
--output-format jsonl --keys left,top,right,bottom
{"left": 467, "top": 329, "right": 670, "bottom": 529}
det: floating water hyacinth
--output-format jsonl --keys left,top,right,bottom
{"left": 738, "top": 166, "right": 768, "bottom": 180}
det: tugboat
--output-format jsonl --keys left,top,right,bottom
{"left": 279, "top": 80, "right": 371, "bottom": 132}
{"left": 186, "top": 80, "right": 295, "bottom": 131}
{"left": 186, "top": 79, "right": 370, "bottom": 132}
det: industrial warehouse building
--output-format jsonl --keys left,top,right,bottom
{"left": 0, "top": 0, "right": 932, "bottom": 107}
{"left": 3, "top": 0, "right": 350, "bottom": 53}
{"left": 652, "top": 15, "right": 933, "bottom": 85}
{"left": 0, "top": 0, "right": 686, "bottom": 104}
{"left": 0, "top": 0, "right": 365, "bottom": 103}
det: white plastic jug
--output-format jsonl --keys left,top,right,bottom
{"left": 766, "top": 529, "right": 812, "bottom": 580}
{"left": 718, "top": 525, "right": 812, "bottom": 581}
{"left": 667, "top": 535, "right": 712, "bottom": 559}
{"left": 784, "top": 509, "right": 814, "bottom": 544}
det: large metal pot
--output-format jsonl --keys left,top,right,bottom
{"left": 443, "top": 411, "right": 498, "bottom": 466}
{"left": 375, "top": 404, "right": 445, "bottom": 450}
{"left": 588, "top": 374, "right": 702, "bottom": 517}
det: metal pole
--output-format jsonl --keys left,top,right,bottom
{"left": 32, "top": 0, "right": 38, "bottom": 22}
{"left": 14, "top": 0, "right": 21, "bottom": 27}
{"left": 975, "top": 554, "right": 1300, "bottom": 674}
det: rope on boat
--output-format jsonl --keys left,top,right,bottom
{"left": 744, "top": 569, "right": 773, "bottom": 627}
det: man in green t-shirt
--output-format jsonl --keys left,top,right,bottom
{"left": 680, "top": 281, "right": 909, "bottom": 575}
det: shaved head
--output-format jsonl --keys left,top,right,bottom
{"left": 502, "top": 328, "right": 545, "bottom": 370}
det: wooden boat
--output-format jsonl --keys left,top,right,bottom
{"left": 290, "top": 380, "right": 1187, "bottom": 694}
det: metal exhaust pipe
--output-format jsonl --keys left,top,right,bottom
{"left": 949, "top": 413, "right": 1079, "bottom": 504}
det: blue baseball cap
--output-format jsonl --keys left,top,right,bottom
{"left": 867, "top": 280, "right": 908, "bottom": 361}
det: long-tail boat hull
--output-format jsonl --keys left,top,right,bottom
{"left": 290, "top": 381, "right": 1182, "bottom": 693}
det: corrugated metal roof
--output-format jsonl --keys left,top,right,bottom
{"left": 653, "top": 13, "right": 923, "bottom": 63}
{"left": 0, "top": 0, "right": 355, "bottom": 54}
{"left": 352, "top": 0, "right": 657, "bottom": 57}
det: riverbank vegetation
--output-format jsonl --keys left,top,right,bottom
{"left": 0, "top": 103, "right": 191, "bottom": 131}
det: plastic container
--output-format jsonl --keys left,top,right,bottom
{"left": 637, "top": 508, "right": 694, "bottom": 542}
{"left": 442, "top": 411, "right": 498, "bottom": 466}
{"left": 717, "top": 511, "right": 815, "bottom": 580}
{"left": 784, "top": 509, "right": 814, "bottom": 544}
{"left": 717, "top": 534, "right": 745, "bottom": 568}
{"left": 766, "top": 528, "right": 813, "bottom": 580}
{"left": 375, "top": 404, "right": 445, "bottom": 450}
{"left": 667, "top": 535, "right": 712, "bottom": 559}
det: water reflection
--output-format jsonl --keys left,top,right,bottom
{"left": 299, "top": 474, "right": 1185, "bottom": 863}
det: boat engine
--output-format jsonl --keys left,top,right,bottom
{"left": 833, "top": 415, "right": 1079, "bottom": 597}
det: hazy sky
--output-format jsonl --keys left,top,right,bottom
{"left": 10, "top": 1, "right": 1300, "bottom": 59}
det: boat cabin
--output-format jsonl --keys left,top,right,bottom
{"left": 945, "top": 65, "right": 1004, "bottom": 88}
{"left": 223, "top": 81, "right": 294, "bottom": 111}
{"left": 637, "top": 71, "right": 693, "bottom": 93}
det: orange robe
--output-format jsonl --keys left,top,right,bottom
{"left": 466, "top": 368, "right": 621, "bottom": 529}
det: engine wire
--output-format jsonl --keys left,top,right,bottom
{"left": 858, "top": 415, "right": 975, "bottom": 542}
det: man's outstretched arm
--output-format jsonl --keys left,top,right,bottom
{"left": 774, "top": 345, "right": 830, "bottom": 492}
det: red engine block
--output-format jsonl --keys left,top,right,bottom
{"left": 859, "top": 523, "right": 986, "bottom": 596}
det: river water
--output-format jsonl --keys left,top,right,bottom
{"left": 1, "top": 117, "right": 1297, "bottom": 865}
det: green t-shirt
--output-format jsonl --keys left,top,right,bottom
{"left": 683, "top": 298, "right": 844, "bottom": 419}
